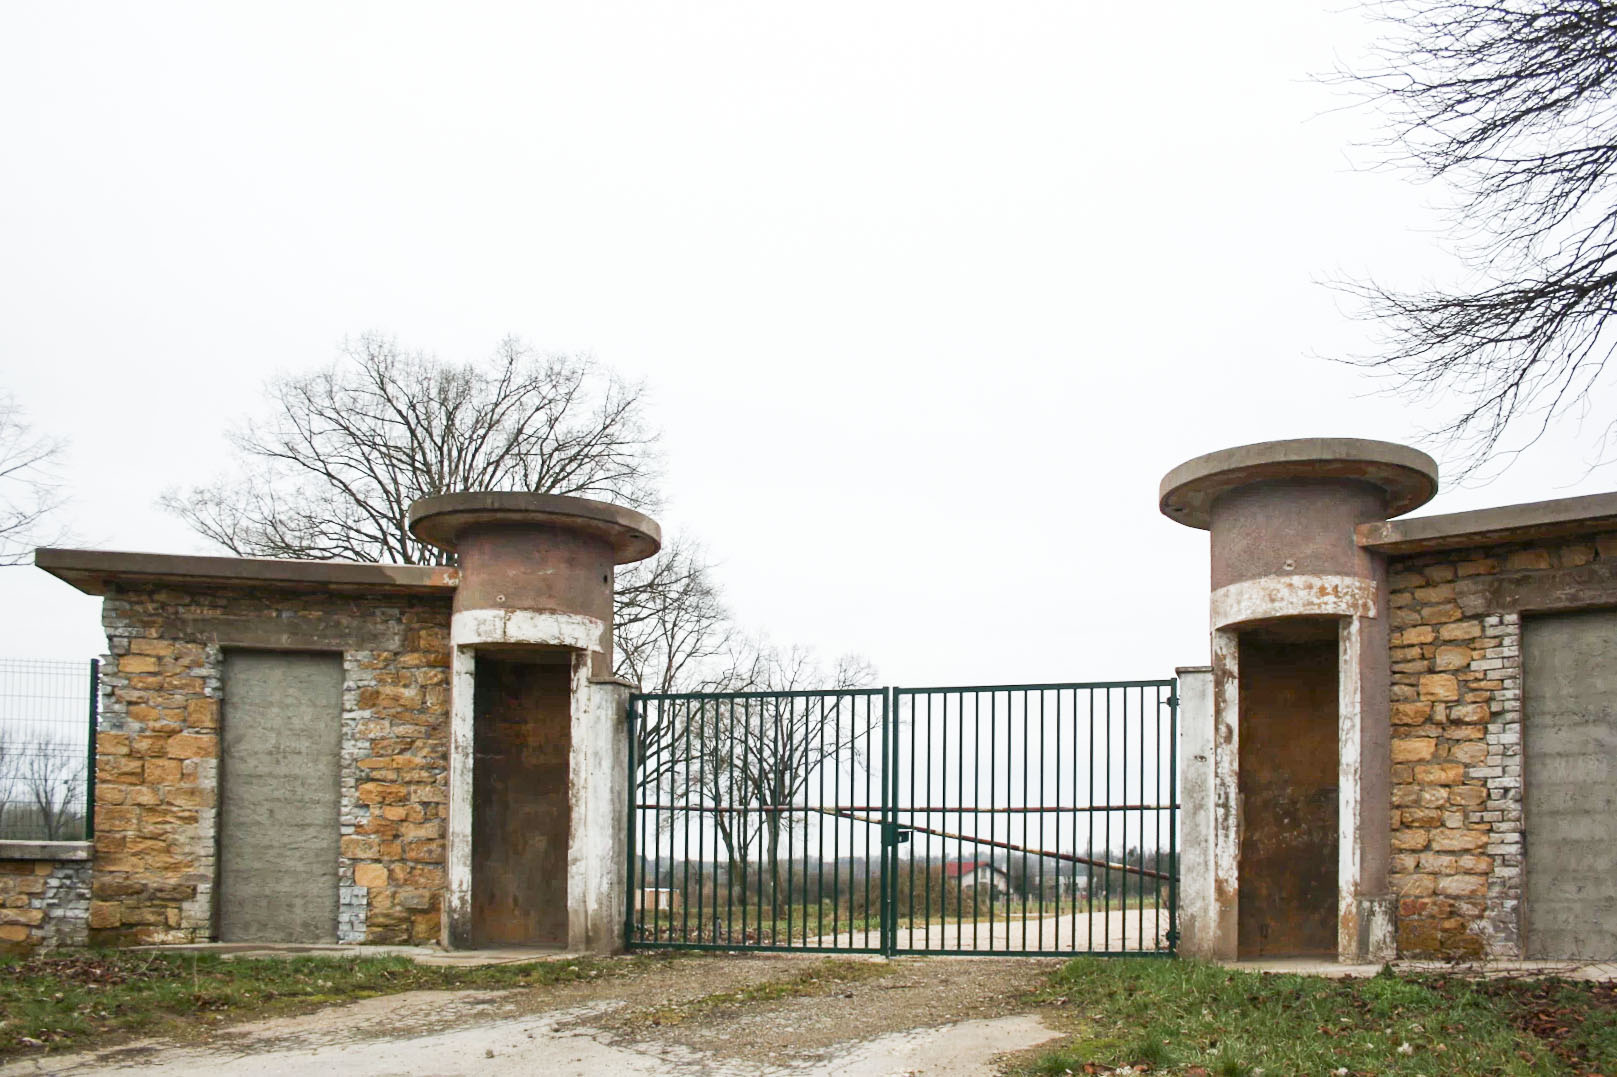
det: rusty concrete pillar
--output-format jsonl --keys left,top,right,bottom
{"left": 409, "top": 493, "right": 660, "bottom": 953}
{"left": 1161, "top": 439, "right": 1437, "bottom": 963}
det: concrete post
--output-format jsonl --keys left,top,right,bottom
{"left": 1161, "top": 439, "right": 1438, "bottom": 962}
{"left": 1174, "top": 665, "right": 1225, "bottom": 959}
{"left": 409, "top": 493, "right": 660, "bottom": 951}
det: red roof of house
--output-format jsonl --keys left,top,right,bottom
{"left": 944, "top": 860, "right": 996, "bottom": 878}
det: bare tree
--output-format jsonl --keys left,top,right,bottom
{"left": 19, "top": 741, "right": 84, "bottom": 841}
{"left": 660, "top": 643, "right": 878, "bottom": 916}
{"left": 163, "top": 335, "right": 661, "bottom": 564}
{"left": 0, "top": 393, "right": 68, "bottom": 565}
{"left": 166, "top": 335, "right": 744, "bottom": 697}
{"left": 0, "top": 729, "right": 84, "bottom": 841}
{"left": 615, "top": 537, "right": 732, "bottom": 696}
{"left": 1341, "top": 0, "right": 1617, "bottom": 473}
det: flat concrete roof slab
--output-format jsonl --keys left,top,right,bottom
{"left": 409, "top": 492, "right": 661, "bottom": 564}
{"left": 1160, "top": 438, "right": 1439, "bottom": 530}
{"left": 35, "top": 547, "right": 459, "bottom": 597}
{"left": 1357, "top": 489, "right": 1617, "bottom": 553}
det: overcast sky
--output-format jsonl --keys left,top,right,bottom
{"left": 3, "top": 2, "right": 1613, "bottom": 687}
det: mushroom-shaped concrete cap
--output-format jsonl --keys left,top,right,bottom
{"left": 408, "top": 492, "right": 662, "bottom": 564}
{"left": 1159, "top": 438, "right": 1439, "bottom": 530}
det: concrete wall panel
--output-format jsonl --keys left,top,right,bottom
{"left": 220, "top": 650, "right": 343, "bottom": 943}
{"left": 1524, "top": 608, "right": 1617, "bottom": 959}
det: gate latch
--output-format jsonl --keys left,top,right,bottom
{"left": 882, "top": 823, "right": 912, "bottom": 846}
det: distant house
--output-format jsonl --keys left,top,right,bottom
{"left": 943, "top": 860, "right": 1009, "bottom": 896}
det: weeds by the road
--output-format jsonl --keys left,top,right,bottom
{"left": 1015, "top": 957, "right": 1617, "bottom": 1076}
{"left": 629, "top": 956, "right": 893, "bottom": 1027}
{"left": 0, "top": 948, "right": 669, "bottom": 1059}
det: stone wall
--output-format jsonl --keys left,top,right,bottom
{"left": 0, "top": 846, "right": 91, "bottom": 952}
{"left": 1386, "top": 530, "right": 1617, "bottom": 958}
{"left": 92, "top": 582, "right": 452, "bottom": 946}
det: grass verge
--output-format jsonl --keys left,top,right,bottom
{"left": 629, "top": 956, "right": 893, "bottom": 1027}
{"left": 0, "top": 948, "right": 672, "bottom": 1059}
{"left": 1011, "top": 957, "right": 1617, "bottom": 1076}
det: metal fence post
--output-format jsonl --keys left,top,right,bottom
{"left": 85, "top": 658, "right": 99, "bottom": 841}
{"left": 1167, "top": 679, "right": 1180, "bottom": 954}
{"left": 624, "top": 692, "right": 638, "bottom": 950}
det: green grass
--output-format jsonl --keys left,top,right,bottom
{"left": 629, "top": 957, "right": 893, "bottom": 1027}
{"left": 0, "top": 948, "right": 675, "bottom": 1058}
{"left": 1012, "top": 958, "right": 1617, "bottom": 1076}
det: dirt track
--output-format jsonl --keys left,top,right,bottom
{"left": 0, "top": 953, "right": 1067, "bottom": 1076}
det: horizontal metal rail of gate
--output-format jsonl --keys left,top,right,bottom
{"left": 625, "top": 680, "right": 1178, "bottom": 958}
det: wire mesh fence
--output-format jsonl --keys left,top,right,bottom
{"left": 0, "top": 658, "right": 96, "bottom": 842}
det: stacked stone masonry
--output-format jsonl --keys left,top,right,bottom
{"left": 1386, "top": 530, "right": 1617, "bottom": 958}
{"left": 0, "top": 855, "right": 90, "bottom": 953}
{"left": 93, "top": 583, "right": 452, "bottom": 946}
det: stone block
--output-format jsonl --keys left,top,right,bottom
{"left": 1436, "top": 874, "right": 1488, "bottom": 897}
{"left": 1401, "top": 807, "right": 1445, "bottom": 828}
{"left": 354, "top": 863, "right": 388, "bottom": 888}
{"left": 1396, "top": 874, "right": 1436, "bottom": 896}
{"left": 1414, "top": 763, "right": 1466, "bottom": 785}
{"left": 341, "top": 836, "right": 381, "bottom": 859}
{"left": 1392, "top": 737, "right": 1437, "bottom": 763}
{"left": 1505, "top": 549, "right": 1552, "bottom": 571}
{"left": 1392, "top": 829, "right": 1430, "bottom": 851}
{"left": 1419, "top": 674, "right": 1461, "bottom": 702}
{"left": 144, "top": 758, "right": 182, "bottom": 785}
{"left": 1434, "top": 646, "right": 1473, "bottom": 671}
{"left": 1421, "top": 603, "right": 1463, "bottom": 625}
{"left": 185, "top": 698, "right": 218, "bottom": 729}
{"left": 166, "top": 734, "right": 216, "bottom": 759}
{"left": 1429, "top": 829, "right": 1489, "bottom": 852}
{"left": 1439, "top": 621, "right": 1483, "bottom": 641}
{"left": 1392, "top": 702, "right": 1432, "bottom": 725}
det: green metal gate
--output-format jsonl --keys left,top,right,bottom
{"left": 625, "top": 680, "right": 1177, "bottom": 957}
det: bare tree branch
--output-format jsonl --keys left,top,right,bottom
{"left": 161, "top": 334, "right": 663, "bottom": 564}
{"left": 1337, "top": 0, "right": 1617, "bottom": 474}
{"left": 0, "top": 393, "right": 68, "bottom": 565}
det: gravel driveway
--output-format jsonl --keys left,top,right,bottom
{"left": 0, "top": 954, "right": 1067, "bottom": 1076}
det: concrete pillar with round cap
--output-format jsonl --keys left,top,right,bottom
{"left": 1160, "top": 439, "right": 1438, "bottom": 963}
{"left": 408, "top": 492, "right": 661, "bottom": 952}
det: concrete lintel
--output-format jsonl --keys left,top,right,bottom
{"left": 35, "top": 547, "right": 459, "bottom": 597}
{"left": 0, "top": 840, "right": 92, "bottom": 861}
{"left": 1210, "top": 574, "right": 1377, "bottom": 631}
{"left": 1356, "top": 489, "right": 1617, "bottom": 554}
{"left": 0, "top": 834, "right": 91, "bottom": 860}
{"left": 450, "top": 609, "right": 606, "bottom": 652}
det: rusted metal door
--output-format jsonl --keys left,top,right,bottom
{"left": 471, "top": 655, "right": 571, "bottom": 947}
